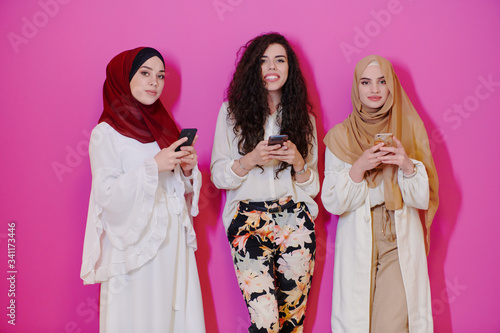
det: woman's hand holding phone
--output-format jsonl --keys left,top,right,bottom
{"left": 154, "top": 132, "right": 198, "bottom": 176}
{"left": 175, "top": 128, "right": 197, "bottom": 151}
{"left": 179, "top": 135, "right": 198, "bottom": 176}
{"left": 154, "top": 137, "right": 191, "bottom": 173}
{"left": 378, "top": 136, "right": 414, "bottom": 175}
{"left": 349, "top": 142, "right": 386, "bottom": 182}
{"left": 237, "top": 136, "right": 287, "bottom": 173}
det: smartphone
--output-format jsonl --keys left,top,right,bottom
{"left": 175, "top": 128, "right": 197, "bottom": 151}
{"left": 268, "top": 134, "right": 288, "bottom": 146}
{"left": 374, "top": 133, "right": 395, "bottom": 147}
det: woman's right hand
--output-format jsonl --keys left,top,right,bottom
{"left": 154, "top": 137, "right": 190, "bottom": 173}
{"left": 349, "top": 142, "right": 386, "bottom": 182}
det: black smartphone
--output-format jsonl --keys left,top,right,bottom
{"left": 268, "top": 134, "right": 288, "bottom": 146}
{"left": 175, "top": 128, "right": 197, "bottom": 151}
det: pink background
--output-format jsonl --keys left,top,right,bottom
{"left": 1, "top": 0, "right": 499, "bottom": 332}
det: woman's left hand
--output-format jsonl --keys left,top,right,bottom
{"left": 180, "top": 135, "right": 198, "bottom": 177}
{"left": 270, "top": 140, "right": 307, "bottom": 173}
{"left": 379, "top": 136, "right": 414, "bottom": 175}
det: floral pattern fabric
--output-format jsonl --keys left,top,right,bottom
{"left": 227, "top": 201, "right": 316, "bottom": 333}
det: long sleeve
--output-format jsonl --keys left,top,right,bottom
{"left": 179, "top": 165, "right": 202, "bottom": 218}
{"left": 81, "top": 122, "right": 196, "bottom": 284}
{"left": 321, "top": 148, "right": 369, "bottom": 215}
{"left": 294, "top": 116, "right": 320, "bottom": 199}
{"left": 210, "top": 103, "right": 247, "bottom": 190}
{"left": 398, "top": 160, "right": 429, "bottom": 210}
{"left": 89, "top": 126, "right": 159, "bottom": 250}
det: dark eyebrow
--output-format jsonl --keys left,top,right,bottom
{"left": 360, "top": 76, "right": 385, "bottom": 80}
{"left": 140, "top": 65, "right": 165, "bottom": 72}
{"left": 261, "top": 55, "right": 287, "bottom": 59}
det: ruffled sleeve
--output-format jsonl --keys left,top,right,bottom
{"left": 80, "top": 123, "right": 170, "bottom": 284}
{"left": 88, "top": 124, "right": 160, "bottom": 249}
{"left": 321, "top": 148, "right": 369, "bottom": 215}
{"left": 183, "top": 165, "right": 201, "bottom": 217}
{"left": 175, "top": 165, "right": 202, "bottom": 250}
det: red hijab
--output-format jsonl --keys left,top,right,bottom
{"left": 98, "top": 47, "right": 179, "bottom": 149}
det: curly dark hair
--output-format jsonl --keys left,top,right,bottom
{"left": 226, "top": 32, "right": 314, "bottom": 176}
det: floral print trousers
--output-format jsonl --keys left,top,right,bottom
{"left": 227, "top": 199, "right": 316, "bottom": 333}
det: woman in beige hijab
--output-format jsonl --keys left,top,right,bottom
{"left": 322, "top": 55, "right": 438, "bottom": 333}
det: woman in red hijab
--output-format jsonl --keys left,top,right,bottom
{"left": 80, "top": 47, "right": 206, "bottom": 332}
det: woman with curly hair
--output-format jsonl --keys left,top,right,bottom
{"left": 211, "top": 32, "right": 319, "bottom": 332}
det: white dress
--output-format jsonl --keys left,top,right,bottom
{"left": 80, "top": 122, "right": 206, "bottom": 333}
{"left": 321, "top": 148, "right": 433, "bottom": 333}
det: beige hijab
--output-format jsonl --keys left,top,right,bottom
{"left": 324, "top": 55, "right": 438, "bottom": 254}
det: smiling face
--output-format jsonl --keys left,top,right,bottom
{"left": 261, "top": 43, "right": 289, "bottom": 94}
{"left": 358, "top": 65, "right": 389, "bottom": 110}
{"left": 129, "top": 56, "right": 165, "bottom": 105}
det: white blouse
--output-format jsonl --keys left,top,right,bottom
{"left": 210, "top": 102, "right": 320, "bottom": 230}
{"left": 81, "top": 122, "right": 201, "bottom": 283}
